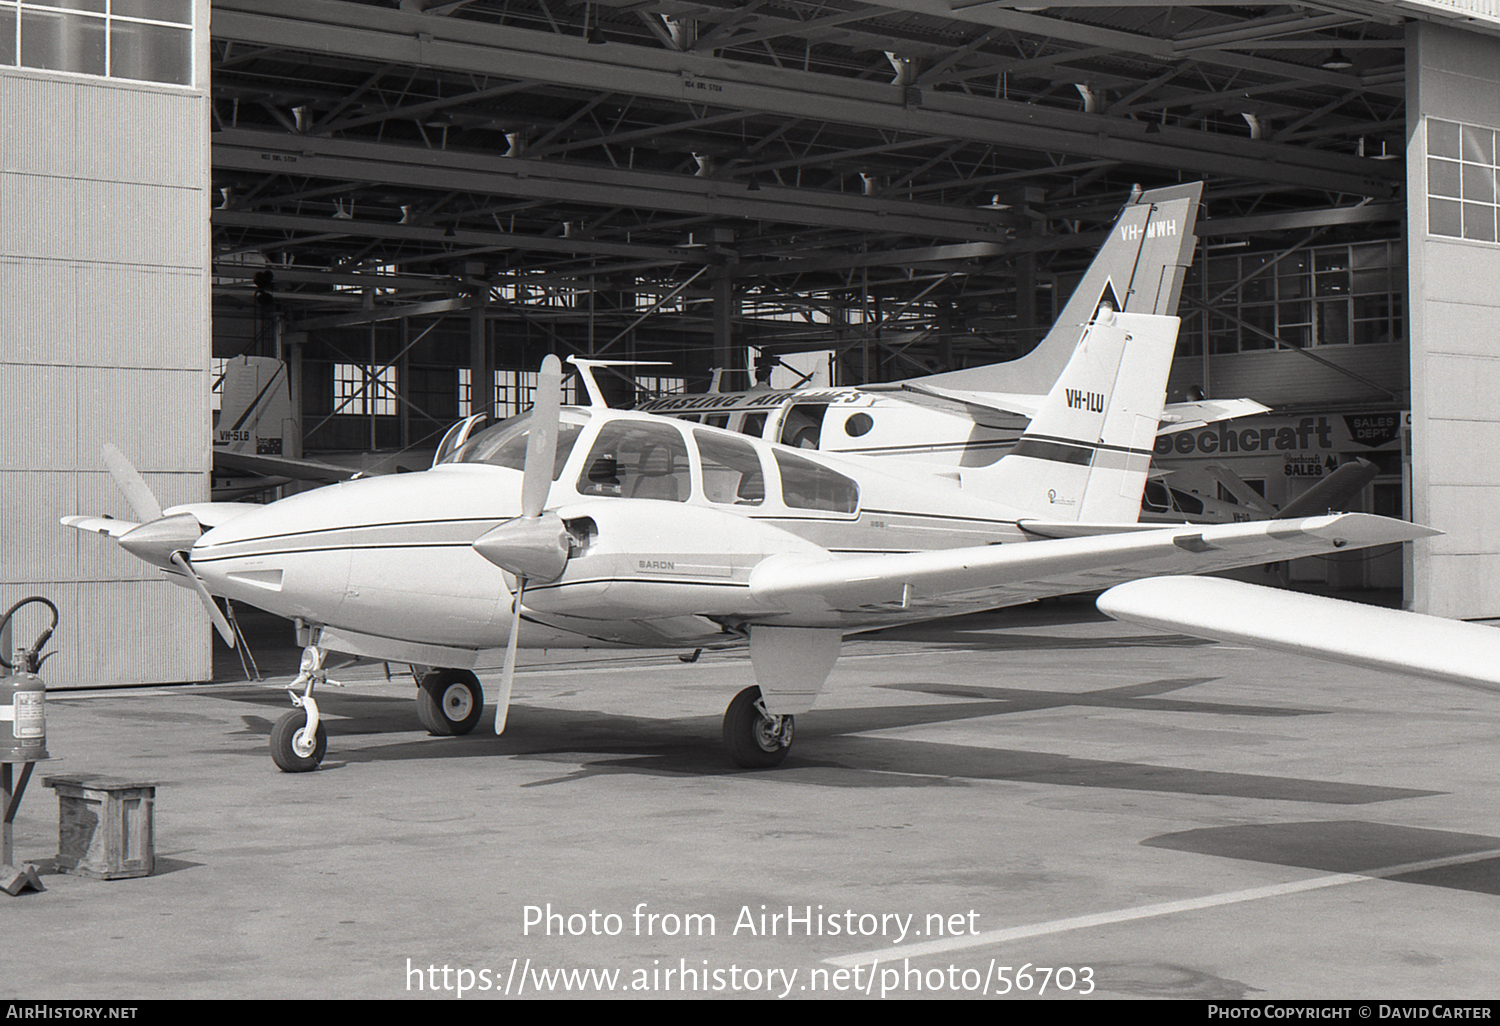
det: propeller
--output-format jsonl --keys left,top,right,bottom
{"left": 102, "top": 443, "right": 163, "bottom": 522}
{"left": 477, "top": 355, "right": 566, "bottom": 733}
{"left": 102, "top": 444, "right": 236, "bottom": 648}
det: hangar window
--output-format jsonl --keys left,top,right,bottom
{"left": 0, "top": 0, "right": 193, "bottom": 86}
{"left": 333, "top": 363, "right": 397, "bottom": 417}
{"left": 1177, "top": 240, "right": 1402, "bottom": 355}
{"left": 635, "top": 374, "right": 686, "bottom": 402}
{"left": 1428, "top": 118, "right": 1499, "bottom": 245}
{"left": 492, "top": 368, "right": 576, "bottom": 419}
{"left": 494, "top": 369, "right": 537, "bottom": 421}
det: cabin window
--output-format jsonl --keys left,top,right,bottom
{"left": 694, "top": 429, "right": 765, "bottom": 505}
{"left": 773, "top": 451, "right": 858, "bottom": 514}
{"left": 737, "top": 412, "right": 768, "bottom": 439}
{"left": 1143, "top": 480, "right": 1170, "bottom": 513}
{"left": 1170, "top": 488, "right": 1204, "bottom": 515}
{"left": 577, "top": 421, "right": 691, "bottom": 501}
{"left": 779, "top": 403, "right": 827, "bottom": 448}
{"left": 843, "top": 412, "right": 874, "bottom": 438}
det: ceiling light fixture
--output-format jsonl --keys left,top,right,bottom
{"left": 1321, "top": 48, "right": 1353, "bottom": 70}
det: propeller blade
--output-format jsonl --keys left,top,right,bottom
{"left": 497, "top": 357, "right": 563, "bottom": 732}
{"left": 520, "top": 355, "right": 563, "bottom": 519}
{"left": 495, "top": 577, "right": 524, "bottom": 734}
{"left": 102, "top": 444, "right": 163, "bottom": 523}
{"left": 169, "top": 551, "right": 236, "bottom": 647}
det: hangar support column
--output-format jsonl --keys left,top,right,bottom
{"left": 1407, "top": 20, "right": 1500, "bottom": 618}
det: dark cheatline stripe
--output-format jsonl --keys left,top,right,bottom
{"left": 1011, "top": 437, "right": 1095, "bottom": 466}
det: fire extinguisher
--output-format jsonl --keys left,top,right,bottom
{"left": 1, "top": 597, "right": 56, "bottom": 763}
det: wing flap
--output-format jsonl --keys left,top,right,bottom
{"left": 748, "top": 514, "right": 1438, "bottom": 619}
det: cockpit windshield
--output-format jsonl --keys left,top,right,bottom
{"left": 438, "top": 408, "right": 591, "bottom": 479}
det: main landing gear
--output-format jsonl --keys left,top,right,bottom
{"left": 722, "top": 685, "right": 794, "bottom": 769}
{"left": 416, "top": 669, "right": 484, "bottom": 736}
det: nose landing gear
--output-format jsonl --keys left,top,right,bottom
{"left": 270, "top": 646, "right": 340, "bottom": 773}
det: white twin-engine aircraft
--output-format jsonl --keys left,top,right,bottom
{"left": 64, "top": 302, "right": 1435, "bottom": 773}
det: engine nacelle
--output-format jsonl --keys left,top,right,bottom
{"left": 519, "top": 500, "right": 833, "bottom": 620}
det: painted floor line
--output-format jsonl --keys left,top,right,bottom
{"left": 823, "top": 845, "right": 1500, "bottom": 967}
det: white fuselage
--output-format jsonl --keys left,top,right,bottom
{"left": 188, "top": 407, "right": 1031, "bottom": 660}
{"left": 637, "top": 388, "right": 1026, "bottom": 468}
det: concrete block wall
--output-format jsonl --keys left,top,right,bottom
{"left": 1, "top": 50, "right": 211, "bottom": 686}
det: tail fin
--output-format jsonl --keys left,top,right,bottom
{"left": 908, "top": 181, "right": 1201, "bottom": 396}
{"left": 962, "top": 309, "right": 1180, "bottom": 522}
{"left": 215, "top": 356, "right": 294, "bottom": 456}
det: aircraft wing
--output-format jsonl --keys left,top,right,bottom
{"left": 1097, "top": 576, "right": 1500, "bottom": 695}
{"left": 214, "top": 448, "right": 362, "bottom": 483}
{"left": 748, "top": 514, "right": 1437, "bottom": 623}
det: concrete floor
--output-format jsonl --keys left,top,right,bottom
{"left": 4, "top": 598, "right": 1499, "bottom": 1001}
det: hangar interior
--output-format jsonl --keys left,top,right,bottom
{"left": 5, "top": 0, "right": 1500, "bottom": 685}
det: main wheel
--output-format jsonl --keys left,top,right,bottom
{"left": 270, "top": 709, "right": 327, "bottom": 773}
{"left": 722, "top": 685, "right": 794, "bottom": 769}
{"left": 417, "top": 669, "right": 484, "bottom": 736}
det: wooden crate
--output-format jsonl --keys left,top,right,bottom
{"left": 42, "top": 776, "right": 157, "bottom": 880}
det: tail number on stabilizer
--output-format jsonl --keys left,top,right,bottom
{"left": 1065, "top": 389, "right": 1105, "bottom": 413}
{"left": 1119, "top": 220, "right": 1178, "bottom": 241}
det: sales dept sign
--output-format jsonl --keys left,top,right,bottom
{"left": 1344, "top": 413, "right": 1401, "bottom": 447}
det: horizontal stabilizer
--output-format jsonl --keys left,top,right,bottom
{"left": 215, "top": 449, "right": 360, "bottom": 483}
{"left": 1157, "top": 398, "right": 1273, "bottom": 433}
{"left": 887, "top": 386, "right": 1266, "bottom": 438}
{"left": 1097, "top": 576, "right": 1500, "bottom": 695}
{"left": 61, "top": 515, "right": 140, "bottom": 539}
{"left": 1275, "top": 459, "right": 1379, "bottom": 519}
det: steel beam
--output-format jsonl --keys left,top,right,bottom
{"left": 211, "top": 0, "right": 1402, "bottom": 197}
{"left": 213, "top": 129, "right": 1010, "bottom": 240}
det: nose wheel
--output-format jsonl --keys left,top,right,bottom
{"left": 270, "top": 645, "right": 340, "bottom": 773}
{"left": 270, "top": 709, "right": 327, "bottom": 773}
{"left": 722, "top": 685, "right": 794, "bottom": 769}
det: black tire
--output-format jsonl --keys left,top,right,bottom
{"left": 270, "top": 709, "right": 327, "bottom": 773}
{"left": 722, "top": 685, "right": 793, "bottom": 769}
{"left": 417, "top": 669, "right": 484, "bottom": 736}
